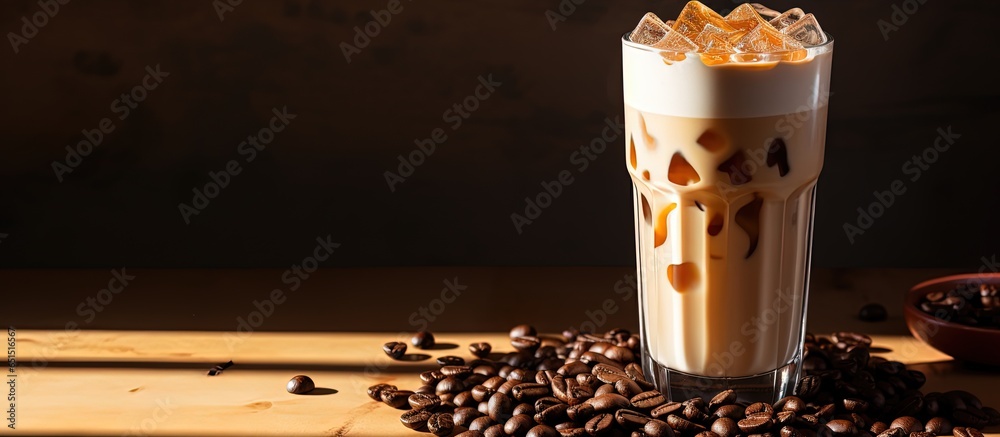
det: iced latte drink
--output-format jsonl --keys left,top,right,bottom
{"left": 623, "top": 2, "right": 833, "bottom": 402}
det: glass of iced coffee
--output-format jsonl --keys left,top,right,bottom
{"left": 623, "top": 2, "right": 833, "bottom": 402}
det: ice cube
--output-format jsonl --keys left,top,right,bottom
{"left": 652, "top": 26, "right": 698, "bottom": 53}
{"left": 694, "top": 23, "right": 735, "bottom": 54}
{"left": 781, "top": 13, "right": 827, "bottom": 45}
{"left": 750, "top": 3, "right": 781, "bottom": 20}
{"left": 629, "top": 12, "right": 670, "bottom": 46}
{"left": 673, "top": 1, "right": 734, "bottom": 41}
{"left": 769, "top": 7, "right": 805, "bottom": 30}
{"left": 724, "top": 3, "right": 769, "bottom": 34}
{"left": 733, "top": 23, "right": 802, "bottom": 53}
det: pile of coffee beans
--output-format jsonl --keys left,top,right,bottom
{"left": 368, "top": 326, "right": 999, "bottom": 437}
{"left": 918, "top": 284, "right": 1000, "bottom": 328}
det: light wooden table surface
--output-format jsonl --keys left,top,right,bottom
{"left": 8, "top": 330, "right": 1000, "bottom": 436}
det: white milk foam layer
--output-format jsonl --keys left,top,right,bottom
{"left": 622, "top": 43, "right": 833, "bottom": 119}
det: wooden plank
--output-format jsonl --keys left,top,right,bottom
{"left": 7, "top": 330, "right": 1000, "bottom": 436}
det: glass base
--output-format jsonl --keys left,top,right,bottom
{"left": 642, "top": 349, "right": 801, "bottom": 404}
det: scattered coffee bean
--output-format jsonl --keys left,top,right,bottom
{"left": 511, "top": 324, "right": 537, "bottom": 339}
{"left": 401, "top": 408, "right": 432, "bottom": 431}
{"left": 712, "top": 417, "right": 739, "bottom": 437}
{"left": 512, "top": 336, "right": 542, "bottom": 353}
{"left": 286, "top": 375, "right": 315, "bottom": 394}
{"left": 456, "top": 431, "right": 486, "bottom": 437}
{"left": 953, "top": 427, "right": 985, "bottom": 437}
{"left": 383, "top": 390, "right": 415, "bottom": 409}
{"left": 826, "top": 419, "right": 858, "bottom": 436}
{"left": 383, "top": 341, "right": 407, "bottom": 359}
{"left": 890, "top": 416, "right": 923, "bottom": 433}
{"left": 526, "top": 424, "right": 560, "bottom": 437}
{"left": 738, "top": 415, "right": 773, "bottom": 434}
{"left": 409, "top": 393, "right": 441, "bottom": 410}
{"left": 859, "top": 303, "right": 889, "bottom": 322}
{"left": 585, "top": 413, "right": 614, "bottom": 435}
{"left": 918, "top": 283, "right": 1000, "bottom": 329}
{"left": 412, "top": 331, "right": 436, "bottom": 349}
{"left": 709, "top": 390, "right": 737, "bottom": 410}
{"left": 367, "top": 383, "right": 396, "bottom": 401}
{"left": 427, "top": 412, "right": 455, "bottom": 436}
{"left": 437, "top": 355, "right": 465, "bottom": 366}
{"left": 206, "top": 359, "right": 234, "bottom": 376}
{"left": 471, "top": 342, "right": 493, "bottom": 358}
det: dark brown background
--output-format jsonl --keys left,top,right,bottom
{"left": 1, "top": 0, "right": 997, "bottom": 270}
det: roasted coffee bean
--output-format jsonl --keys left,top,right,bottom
{"left": 427, "top": 412, "right": 455, "bottom": 436}
{"left": 536, "top": 404, "right": 570, "bottom": 425}
{"left": 509, "top": 368, "right": 535, "bottom": 382}
{"left": 683, "top": 397, "right": 707, "bottom": 412}
{"left": 616, "top": 378, "right": 643, "bottom": 398}
{"left": 671, "top": 414, "right": 708, "bottom": 433}
{"left": 632, "top": 391, "right": 667, "bottom": 410}
{"left": 797, "top": 375, "right": 821, "bottom": 399}
{"left": 712, "top": 418, "right": 739, "bottom": 437}
{"left": 559, "top": 426, "right": 588, "bottom": 437}
{"left": 844, "top": 398, "right": 869, "bottom": 412}
{"left": 832, "top": 332, "right": 873, "bottom": 347}
{"left": 470, "top": 415, "right": 496, "bottom": 431}
{"left": 513, "top": 336, "right": 543, "bottom": 353}
{"left": 383, "top": 390, "right": 416, "bottom": 409}
{"left": 467, "top": 374, "right": 489, "bottom": 387}
{"left": 577, "top": 373, "right": 599, "bottom": 388}
{"left": 483, "top": 376, "right": 506, "bottom": 390}
{"left": 488, "top": 392, "right": 514, "bottom": 423}
{"left": 437, "top": 376, "right": 466, "bottom": 395}
{"left": 982, "top": 406, "right": 1000, "bottom": 426}
{"left": 514, "top": 402, "right": 536, "bottom": 417}
{"left": 774, "top": 411, "right": 796, "bottom": 426}
{"left": 586, "top": 413, "right": 615, "bottom": 436}
{"left": 457, "top": 430, "right": 486, "bottom": 437}
{"left": 511, "top": 324, "right": 537, "bottom": 339}
{"left": 416, "top": 384, "right": 437, "bottom": 395}
{"left": 514, "top": 383, "right": 551, "bottom": 401}
{"left": 952, "top": 427, "right": 985, "bottom": 437}
{"left": 568, "top": 402, "right": 597, "bottom": 422}
{"left": 475, "top": 365, "right": 499, "bottom": 377}
{"left": 526, "top": 424, "right": 561, "bottom": 437}
{"left": 594, "top": 384, "right": 616, "bottom": 397}
{"left": 653, "top": 402, "right": 685, "bottom": 419}
{"left": 909, "top": 432, "right": 934, "bottom": 437}
{"left": 892, "top": 395, "right": 924, "bottom": 418}
{"left": 498, "top": 379, "right": 522, "bottom": 396}
{"left": 685, "top": 403, "right": 711, "bottom": 422}
{"left": 924, "top": 417, "right": 953, "bottom": 435}
{"left": 286, "top": 375, "right": 315, "bottom": 394}
{"left": 746, "top": 402, "right": 775, "bottom": 418}
{"left": 470, "top": 342, "right": 493, "bottom": 358}
{"left": 826, "top": 419, "right": 858, "bottom": 436}
{"left": 421, "top": 370, "right": 445, "bottom": 385}
{"left": 535, "top": 397, "right": 562, "bottom": 412}
{"left": 401, "top": 408, "right": 432, "bottom": 431}
{"left": 713, "top": 404, "right": 744, "bottom": 420}
{"left": 383, "top": 342, "right": 407, "bottom": 359}
{"left": 779, "top": 426, "right": 804, "bottom": 437}
{"left": 890, "top": 417, "right": 923, "bottom": 433}
{"left": 870, "top": 422, "right": 888, "bottom": 434}
{"left": 412, "top": 331, "right": 436, "bottom": 349}
{"left": 442, "top": 365, "right": 473, "bottom": 378}
{"left": 710, "top": 390, "right": 737, "bottom": 410}
{"left": 695, "top": 432, "right": 721, "bottom": 437}
{"left": 472, "top": 385, "right": 499, "bottom": 403}
{"left": 455, "top": 406, "right": 483, "bottom": 427}
{"left": 625, "top": 363, "right": 646, "bottom": 380}
{"left": 484, "top": 424, "right": 506, "bottom": 437}
{"left": 739, "top": 416, "right": 773, "bottom": 434}
{"left": 645, "top": 418, "right": 676, "bottom": 437}
{"left": 776, "top": 396, "right": 805, "bottom": 414}
{"left": 876, "top": 429, "right": 905, "bottom": 437}
{"left": 581, "top": 352, "right": 623, "bottom": 368}
{"left": 409, "top": 393, "right": 442, "bottom": 410}
{"left": 953, "top": 408, "right": 990, "bottom": 428}
{"left": 559, "top": 361, "right": 591, "bottom": 377}
{"left": 588, "top": 393, "right": 631, "bottom": 414}
{"left": 438, "top": 355, "right": 465, "bottom": 366}
{"left": 815, "top": 404, "right": 837, "bottom": 419}
{"left": 799, "top": 414, "right": 820, "bottom": 428}
{"left": 616, "top": 409, "right": 652, "bottom": 430}
{"left": 505, "top": 414, "right": 535, "bottom": 436}
{"left": 605, "top": 345, "right": 636, "bottom": 363}
{"left": 368, "top": 383, "right": 396, "bottom": 401}
{"left": 593, "top": 364, "right": 629, "bottom": 383}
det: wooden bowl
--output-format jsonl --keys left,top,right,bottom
{"left": 904, "top": 273, "right": 1000, "bottom": 366}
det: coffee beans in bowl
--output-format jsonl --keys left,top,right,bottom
{"left": 369, "top": 326, "right": 998, "bottom": 435}
{"left": 905, "top": 273, "right": 1000, "bottom": 365}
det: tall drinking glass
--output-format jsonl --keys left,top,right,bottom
{"left": 623, "top": 34, "right": 833, "bottom": 403}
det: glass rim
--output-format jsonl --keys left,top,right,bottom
{"left": 621, "top": 31, "right": 834, "bottom": 57}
